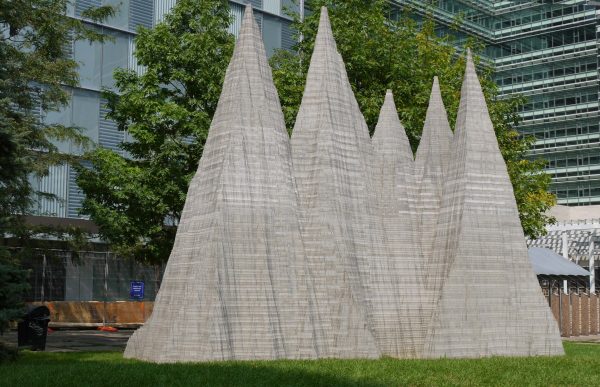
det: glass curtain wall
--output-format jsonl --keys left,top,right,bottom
{"left": 32, "top": 0, "right": 299, "bottom": 219}
{"left": 38, "top": 1, "right": 600, "bottom": 213}
{"left": 393, "top": 0, "right": 600, "bottom": 205}
{"left": 494, "top": 1, "right": 600, "bottom": 205}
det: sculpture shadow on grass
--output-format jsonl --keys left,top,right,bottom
{"left": 4, "top": 346, "right": 594, "bottom": 387}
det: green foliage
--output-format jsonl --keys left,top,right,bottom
{"left": 76, "top": 0, "right": 234, "bottom": 264}
{"left": 4, "top": 343, "right": 600, "bottom": 385}
{"left": 78, "top": 0, "right": 554, "bottom": 265}
{"left": 0, "top": 339, "right": 18, "bottom": 363}
{"left": 0, "top": 0, "right": 112, "bottom": 336}
{"left": 271, "top": 0, "right": 555, "bottom": 238}
{"left": 487, "top": 92, "right": 556, "bottom": 240}
{"left": 0, "top": 0, "right": 113, "bottom": 236}
{"left": 0, "top": 250, "right": 29, "bottom": 335}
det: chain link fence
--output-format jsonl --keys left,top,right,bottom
{"left": 18, "top": 249, "right": 164, "bottom": 302}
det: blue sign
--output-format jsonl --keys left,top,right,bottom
{"left": 130, "top": 281, "right": 144, "bottom": 300}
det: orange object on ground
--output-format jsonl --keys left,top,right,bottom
{"left": 98, "top": 326, "right": 118, "bottom": 332}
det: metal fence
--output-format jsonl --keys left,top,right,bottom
{"left": 19, "top": 249, "right": 164, "bottom": 302}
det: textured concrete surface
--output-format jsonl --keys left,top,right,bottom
{"left": 124, "top": 6, "right": 563, "bottom": 362}
{"left": 564, "top": 335, "right": 600, "bottom": 343}
{"left": 423, "top": 51, "right": 564, "bottom": 358}
{"left": 415, "top": 77, "right": 453, "bottom": 268}
{"left": 124, "top": 4, "right": 317, "bottom": 362}
{"left": 290, "top": 7, "right": 380, "bottom": 359}
{"left": 371, "top": 91, "right": 425, "bottom": 358}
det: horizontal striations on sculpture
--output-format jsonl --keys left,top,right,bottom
{"left": 415, "top": 78, "right": 454, "bottom": 337}
{"left": 290, "top": 7, "right": 380, "bottom": 359}
{"left": 415, "top": 77, "right": 453, "bottom": 269}
{"left": 371, "top": 90, "right": 426, "bottom": 358}
{"left": 423, "top": 50, "right": 564, "bottom": 358}
{"left": 126, "top": 8, "right": 563, "bottom": 362}
{"left": 124, "top": 5, "right": 317, "bottom": 362}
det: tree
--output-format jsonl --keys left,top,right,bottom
{"left": 0, "top": 252, "right": 27, "bottom": 361}
{"left": 0, "top": 0, "right": 113, "bottom": 230}
{"left": 0, "top": 0, "right": 113, "bottom": 327}
{"left": 271, "top": 0, "right": 555, "bottom": 239}
{"left": 75, "top": 0, "right": 234, "bottom": 264}
{"left": 0, "top": 253, "right": 29, "bottom": 335}
{"left": 78, "top": 0, "right": 554, "bottom": 266}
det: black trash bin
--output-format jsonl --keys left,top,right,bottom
{"left": 17, "top": 306, "right": 51, "bottom": 351}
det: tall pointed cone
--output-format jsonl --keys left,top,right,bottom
{"left": 415, "top": 77, "right": 453, "bottom": 291}
{"left": 371, "top": 91, "right": 426, "bottom": 358}
{"left": 424, "top": 50, "right": 563, "bottom": 358}
{"left": 124, "top": 5, "right": 317, "bottom": 362}
{"left": 372, "top": 91, "right": 414, "bottom": 165}
{"left": 415, "top": 77, "right": 452, "bottom": 178}
{"left": 290, "top": 7, "right": 380, "bottom": 358}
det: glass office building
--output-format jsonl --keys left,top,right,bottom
{"left": 21, "top": 0, "right": 600, "bottom": 303}
{"left": 493, "top": 2, "right": 600, "bottom": 206}
{"left": 395, "top": 0, "right": 600, "bottom": 206}
{"left": 30, "top": 0, "right": 299, "bottom": 220}
{"left": 32, "top": 0, "right": 600, "bottom": 222}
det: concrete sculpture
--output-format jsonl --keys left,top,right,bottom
{"left": 415, "top": 77, "right": 453, "bottom": 265}
{"left": 424, "top": 51, "right": 564, "bottom": 358}
{"left": 290, "top": 7, "right": 380, "bottom": 359}
{"left": 126, "top": 6, "right": 563, "bottom": 362}
{"left": 371, "top": 91, "right": 426, "bottom": 358}
{"left": 414, "top": 78, "right": 454, "bottom": 349}
{"left": 124, "top": 5, "right": 317, "bottom": 362}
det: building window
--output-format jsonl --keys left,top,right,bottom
{"left": 102, "top": 31, "right": 129, "bottom": 89}
{"left": 72, "top": 89, "right": 100, "bottom": 148}
{"left": 263, "top": 0, "right": 281, "bottom": 15}
{"left": 103, "top": 0, "right": 130, "bottom": 29}
{"left": 263, "top": 15, "right": 281, "bottom": 57}
{"left": 74, "top": 37, "right": 102, "bottom": 90}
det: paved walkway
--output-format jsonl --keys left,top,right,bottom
{"left": 564, "top": 335, "right": 600, "bottom": 343}
{"left": 4, "top": 329, "right": 600, "bottom": 352}
{"left": 2, "top": 329, "right": 133, "bottom": 352}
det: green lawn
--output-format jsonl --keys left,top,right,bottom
{"left": 1, "top": 342, "right": 600, "bottom": 386}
